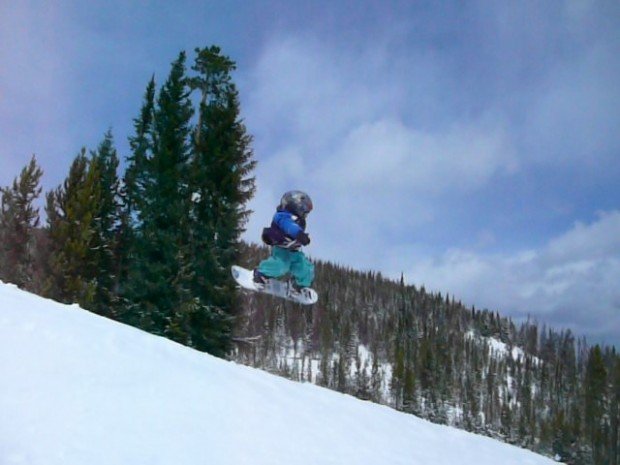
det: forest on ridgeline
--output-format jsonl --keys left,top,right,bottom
{"left": 1, "top": 46, "right": 618, "bottom": 465}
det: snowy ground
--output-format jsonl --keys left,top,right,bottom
{"left": 0, "top": 282, "right": 559, "bottom": 465}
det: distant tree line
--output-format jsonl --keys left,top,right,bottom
{"left": 234, "top": 244, "right": 620, "bottom": 465}
{"left": 0, "top": 46, "right": 255, "bottom": 357}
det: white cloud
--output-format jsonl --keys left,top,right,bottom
{"left": 245, "top": 35, "right": 405, "bottom": 153}
{"left": 244, "top": 35, "right": 519, "bottom": 264}
{"left": 246, "top": 35, "right": 519, "bottom": 188}
{"left": 546, "top": 210, "right": 620, "bottom": 261}
{"left": 404, "top": 211, "right": 620, "bottom": 345}
{"left": 524, "top": 34, "right": 620, "bottom": 165}
{"left": 316, "top": 118, "right": 517, "bottom": 195}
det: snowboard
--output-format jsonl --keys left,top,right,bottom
{"left": 231, "top": 265, "right": 318, "bottom": 305}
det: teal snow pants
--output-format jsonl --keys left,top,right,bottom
{"left": 257, "top": 246, "right": 315, "bottom": 288}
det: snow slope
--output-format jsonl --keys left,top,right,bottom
{"left": 0, "top": 282, "right": 559, "bottom": 465}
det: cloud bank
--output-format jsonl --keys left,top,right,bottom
{"left": 407, "top": 211, "right": 620, "bottom": 345}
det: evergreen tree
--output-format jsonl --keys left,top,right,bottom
{"left": 44, "top": 149, "right": 101, "bottom": 306}
{"left": 185, "top": 45, "right": 256, "bottom": 355}
{"left": 120, "top": 46, "right": 256, "bottom": 355}
{"left": 125, "top": 76, "right": 156, "bottom": 214}
{"left": 0, "top": 155, "right": 43, "bottom": 289}
{"left": 584, "top": 345, "right": 608, "bottom": 464}
{"left": 89, "top": 130, "right": 121, "bottom": 316}
{"left": 611, "top": 355, "right": 620, "bottom": 465}
{"left": 115, "top": 76, "right": 157, "bottom": 316}
{"left": 123, "top": 52, "right": 194, "bottom": 337}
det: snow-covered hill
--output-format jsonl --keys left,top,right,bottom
{"left": 0, "top": 282, "right": 559, "bottom": 465}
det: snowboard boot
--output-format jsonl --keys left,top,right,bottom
{"left": 289, "top": 280, "right": 308, "bottom": 294}
{"left": 288, "top": 281, "right": 313, "bottom": 301}
{"left": 253, "top": 269, "right": 268, "bottom": 288}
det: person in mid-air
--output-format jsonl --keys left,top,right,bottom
{"left": 253, "top": 190, "right": 314, "bottom": 291}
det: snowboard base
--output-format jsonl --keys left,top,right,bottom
{"left": 231, "top": 265, "right": 318, "bottom": 305}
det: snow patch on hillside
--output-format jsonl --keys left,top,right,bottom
{"left": 466, "top": 330, "right": 541, "bottom": 364}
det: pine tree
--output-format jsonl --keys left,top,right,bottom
{"left": 0, "top": 155, "right": 43, "bottom": 289}
{"left": 123, "top": 52, "right": 194, "bottom": 337}
{"left": 115, "top": 76, "right": 156, "bottom": 319}
{"left": 584, "top": 345, "right": 608, "bottom": 464}
{"left": 611, "top": 355, "right": 620, "bottom": 465}
{"left": 185, "top": 45, "right": 256, "bottom": 355}
{"left": 44, "top": 149, "right": 101, "bottom": 306}
{"left": 88, "top": 130, "right": 121, "bottom": 316}
{"left": 125, "top": 76, "right": 156, "bottom": 214}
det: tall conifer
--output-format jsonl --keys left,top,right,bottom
{"left": 89, "top": 130, "right": 121, "bottom": 315}
{"left": 0, "top": 155, "right": 43, "bottom": 289}
{"left": 123, "top": 52, "right": 194, "bottom": 337}
{"left": 44, "top": 150, "right": 101, "bottom": 306}
{"left": 116, "top": 77, "right": 156, "bottom": 316}
{"left": 187, "top": 46, "right": 256, "bottom": 355}
{"left": 585, "top": 345, "right": 608, "bottom": 463}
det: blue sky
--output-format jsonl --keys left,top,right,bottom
{"left": 1, "top": 1, "right": 619, "bottom": 346}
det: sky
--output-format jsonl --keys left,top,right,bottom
{"left": 1, "top": 0, "right": 619, "bottom": 346}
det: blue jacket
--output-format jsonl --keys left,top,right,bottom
{"left": 273, "top": 209, "right": 305, "bottom": 239}
{"left": 261, "top": 207, "right": 307, "bottom": 248}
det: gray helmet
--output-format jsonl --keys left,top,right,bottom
{"left": 280, "top": 190, "right": 313, "bottom": 217}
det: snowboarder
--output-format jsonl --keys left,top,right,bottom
{"left": 253, "top": 190, "right": 315, "bottom": 292}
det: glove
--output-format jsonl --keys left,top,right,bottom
{"left": 297, "top": 232, "right": 311, "bottom": 246}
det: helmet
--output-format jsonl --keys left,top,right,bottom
{"left": 280, "top": 190, "right": 313, "bottom": 217}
